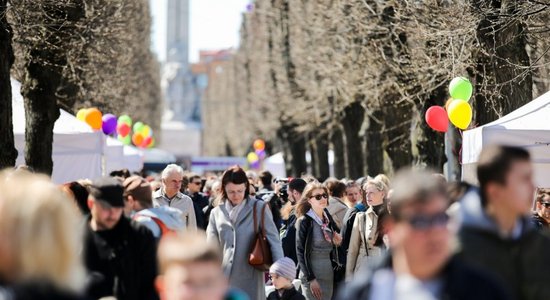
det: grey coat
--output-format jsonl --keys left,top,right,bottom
{"left": 207, "top": 197, "right": 284, "bottom": 300}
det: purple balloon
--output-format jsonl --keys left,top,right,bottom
{"left": 102, "top": 114, "right": 118, "bottom": 135}
{"left": 246, "top": 3, "right": 254, "bottom": 12}
{"left": 255, "top": 149, "right": 266, "bottom": 159}
{"left": 250, "top": 160, "right": 261, "bottom": 169}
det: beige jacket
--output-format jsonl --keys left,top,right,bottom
{"left": 345, "top": 206, "right": 383, "bottom": 280}
{"left": 153, "top": 189, "right": 197, "bottom": 230}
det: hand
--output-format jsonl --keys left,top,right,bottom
{"left": 332, "top": 232, "right": 342, "bottom": 246}
{"left": 310, "top": 279, "right": 323, "bottom": 300}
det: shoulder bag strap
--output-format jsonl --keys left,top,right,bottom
{"left": 253, "top": 200, "right": 259, "bottom": 234}
{"left": 260, "top": 201, "right": 268, "bottom": 237}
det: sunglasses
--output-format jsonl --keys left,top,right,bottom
{"left": 402, "top": 212, "right": 450, "bottom": 230}
{"left": 191, "top": 182, "right": 201, "bottom": 185}
{"left": 311, "top": 193, "right": 329, "bottom": 201}
{"left": 542, "top": 202, "right": 550, "bottom": 208}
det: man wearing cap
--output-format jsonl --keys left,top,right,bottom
{"left": 83, "top": 176, "right": 159, "bottom": 300}
{"left": 123, "top": 175, "right": 185, "bottom": 238}
{"left": 153, "top": 164, "right": 197, "bottom": 230}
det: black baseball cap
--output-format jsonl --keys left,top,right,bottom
{"left": 90, "top": 176, "right": 124, "bottom": 207}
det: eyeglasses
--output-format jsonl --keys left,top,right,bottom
{"left": 402, "top": 212, "right": 450, "bottom": 230}
{"left": 310, "top": 193, "right": 329, "bottom": 201}
{"left": 542, "top": 202, "right": 550, "bottom": 208}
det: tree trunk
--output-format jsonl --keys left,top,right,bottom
{"left": 314, "top": 133, "right": 330, "bottom": 181}
{"left": 0, "top": 0, "right": 17, "bottom": 169}
{"left": 290, "top": 135, "right": 307, "bottom": 177}
{"left": 330, "top": 124, "right": 346, "bottom": 179}
{"left": 413, "top": 84, "right": 447, "bottom": 171}
{"left": 20, "top": 2, "right": 85, "bottom": 175}
{"left": 341, "top": 101, "right": 365, "bottom": 179}
{"left": 472, "top": 0, "right": 532, "bottom": 125}
{"left": 383, "top": 93, "right": 413, "bottom": 171}
{"left": 365, "top": 110, "right": 384, "bottom": 176}
{"left": 22, "top": 52, "right": 61, "bottom": 175}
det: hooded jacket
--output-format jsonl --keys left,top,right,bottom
{"left": 134, "top": 206, "right": 185, "bottom": 238}
{"left": 458, "top": 188, "right": 550, "bottom": 300}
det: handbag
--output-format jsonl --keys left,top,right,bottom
{"left": 248, "top": 201, "right": 273, "bottom": 271}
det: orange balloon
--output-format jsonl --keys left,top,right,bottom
{"left": 132, "top": 132, "right": 144, "bottom": 147}
{"left": 85, "top": 108, "right": 103, "bottom": 130}
{"left": 253, "top": 139, "right": 265, "bottom": 151}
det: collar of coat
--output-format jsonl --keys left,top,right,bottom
{"left": 219, "top": 197, "right": 261, "bottom": 226}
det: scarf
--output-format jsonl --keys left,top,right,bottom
{"left": 306, "top": 208, "right": 333, "bottom": 243}
{"left": 225, "top": 198, "right": 247, "bottom": 224}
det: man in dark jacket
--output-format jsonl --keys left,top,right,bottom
{"left": 185, "top": 174, "right": 209, "bottom": 229}
{"left": 338, "top": 169, "right": 510, "bottom": 300}
{"left": 458, "top": 145, "right": 550, "bottom": 300}
{"left": 280, "top": 178, "right": 307, "bottom": 265}
{"left": 83, "top": 177, "right": 159, "bottom": 300}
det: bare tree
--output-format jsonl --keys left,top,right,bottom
{"left": 0, "top": 0, "right": 17, "bottom": 169}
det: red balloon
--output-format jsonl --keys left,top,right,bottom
{"left": 117, "top": 122, "right": 131, "bottom": 137}
{"left": 141, "top": 136, "right": 153, "bottom": 148}
{"left": 425, "top": 106, "right": 449, "bottom": 133}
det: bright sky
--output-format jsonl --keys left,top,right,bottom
{"left": 150, "top": 0, "right": 250, "bottom": 63}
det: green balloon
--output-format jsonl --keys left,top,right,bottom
{"left": 118, "top": 115, "right": 133, "bottom": 126}
{"left": 133, "top": 121, "right": 144, "bottom": 133}
{"left": 118, "top": 134, "right": 131, "bottom": 145}
{"left": 449, "top": 77, "right": 473, "bottom": 101}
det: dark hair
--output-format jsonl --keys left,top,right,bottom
{"left": 62, "top": 181, "right": 90, "bottom": 215}
{"left": 477, "top": 145, "right": 530, "bottom": 206}
{"left": 188, "top": 173, "right": 201, "bottom": 182}
{"left": 259, "top": 171, "right": 273, "bottom": 188}
{"left": 447, "top": 181, "right": 473, "bottom": 204}
{"left": 535, "top": 188, "right": 550, "bottom": 203}
{"left": 289, "top": 178, "right": 307, "bottom": 194}
{"left": 109, "top": 169, "right": 131, "bottom": 179}
{"left": 323, "top": 178, "right": 346, "bottom": 198}
{"left": 221, "top": 165, "right": 250, "bottom": 199}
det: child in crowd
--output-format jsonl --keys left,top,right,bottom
{"left": 156, "top": 231, "right": 250, "bottom": 300}
{"left": 268, "top": 257, "right": 305, "bottom": 300}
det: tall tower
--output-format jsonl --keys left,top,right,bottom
{"left": 166, "top": 0, "right": 189, "bottom": 66}
{"left": 163, "top": 0, "right": 195, "bottom": 123}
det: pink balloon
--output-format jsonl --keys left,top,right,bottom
{"left": 425, "top": 106, "right": 449, "bottom": 133}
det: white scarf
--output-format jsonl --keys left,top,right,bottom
{"left": 225, "top": 198, "right": 247, "bottom": 224}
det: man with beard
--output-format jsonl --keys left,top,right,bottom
{"left": 83, "top": 176, "right": 158, "bottom": 300}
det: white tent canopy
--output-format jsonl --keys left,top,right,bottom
{"left": 462, "top": 90, "right": 550, "bottom": 187}
{"left": 12, "top": 78, "right": 145, "bottom": 182}
{"left": 12, "top": 78, "right": 104, "bottom": 183}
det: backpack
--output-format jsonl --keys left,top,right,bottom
{"left": 133, "top": 214, "right": 175, "bottom": 237}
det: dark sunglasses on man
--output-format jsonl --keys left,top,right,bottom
{"left": 541, "top": 202, "right": 550, "bottom": 208}
{"left": 399, "top": 211, "right": 450, "bottom": 230}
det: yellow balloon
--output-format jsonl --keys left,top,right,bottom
{"left": 247, "top": 152, "right": 259, "bottom": 163}
{"left": 76, "top": 108, "right": 88, "bottom": 121}
{"left": 447, "top": 99, "right": 472, "bottom": 130}
{"left": 141, "top": 125, "right": 151, "bottom": 137}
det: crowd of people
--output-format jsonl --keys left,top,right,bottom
{"left": 0, "top": 144, "right": 550, "bottom": 300}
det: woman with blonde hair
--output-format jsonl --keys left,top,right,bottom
{"left": 0, "top": 171, "right": 88, "bottom": 299}
{"left": 345, "top": 178, "right": 389, "bottom": 280}
{"left": 296, "top": 182, "right": 342, "bottom": 300}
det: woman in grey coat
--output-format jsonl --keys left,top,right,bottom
{"left": 207, "top": 166, "right": 284, "bottom": 300}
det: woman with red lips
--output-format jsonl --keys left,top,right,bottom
{"left": 295, "top": 182, "right": 342, "bottom": 300}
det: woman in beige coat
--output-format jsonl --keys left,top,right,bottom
{"left": 345, "top": 179, "right": 389, "bottom": 280}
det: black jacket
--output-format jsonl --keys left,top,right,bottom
{"left": 337, "top": 254, "right": 511, "bottom": 300}
{"left": 281, "top": 213, "right": 298, "bottom": 265}
{"left": 295, "top": 210, "right": 340, "bottom": 282}
{"left": 0, "top": 281, "right": 91, "bottom": 300}
{"left": 267, "top": 287, "right": 305, "bottom": 300}
{"left": 83, "top": 216, "right": 159, "bottom": 300}
{"left": 531, "top": 213, "right": 549, "bottom": 231}
{"left": 188, "top": 192, "right": 209, "bottom": 229}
